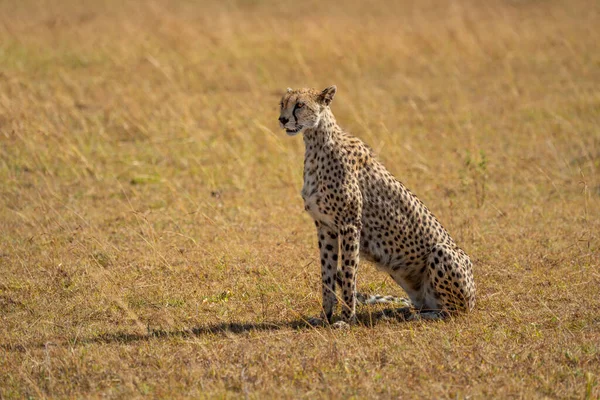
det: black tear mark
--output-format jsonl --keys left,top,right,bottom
{"left": 292, "top": 104, "right": 299, "bottom": 125}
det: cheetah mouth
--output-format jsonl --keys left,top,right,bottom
{"left": 285, "top": 126, "right": 303, "bottom": 135}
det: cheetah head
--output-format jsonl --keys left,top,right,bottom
{"left": 278, "top": 86, "right": 337, "bottom": 136}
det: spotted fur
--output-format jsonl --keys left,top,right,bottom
{"left": 279, "top": 86, "right": 476, "bottom": 325}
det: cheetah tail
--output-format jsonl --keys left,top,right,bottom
{"left": 355, "top": 292, "right": 411, "bottom": 306}
{"left": 335, "top": 271, "right": 410, "bottom": 306}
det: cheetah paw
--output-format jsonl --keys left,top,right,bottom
{"left": 409, "top": 311, "right": 447, "bottom": 321}
{"left": 331, "top": 321, "right": 350, "bottom": 329}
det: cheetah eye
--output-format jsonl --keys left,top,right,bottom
{"left": 280, "top": 102, "right": 284, "bottom": 108}
{"left": 297, "top": 102, "right": 305, "bottom": 108}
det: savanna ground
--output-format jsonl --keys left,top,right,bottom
{"left": 1, "top": 0, "right": 599, "bottom": 398}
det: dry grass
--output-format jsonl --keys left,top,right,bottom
{"left": 1, "top": 0, "right": 599, "bottom": 398}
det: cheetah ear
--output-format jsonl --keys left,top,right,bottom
{"left": 286, "top": 87, "right": 293, "bottom": 93}
{"left": 319, "top": 85, "right": 337, "bottom": 106}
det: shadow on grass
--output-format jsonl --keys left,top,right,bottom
{"left": 1, "top": 309, "right": 411, "bottom": 352}
{"left": 84, "top": 308, "right": 410, "bottom": 346}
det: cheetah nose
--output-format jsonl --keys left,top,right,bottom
{"left": 279, "top": 116, "right": 289, "bottom": 125}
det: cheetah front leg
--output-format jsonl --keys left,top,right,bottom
{"left": 334, "top": 224, "right": 361, "bottom": 328}
{"left": 308, "top": 222, "right": 339, "bottom": 326}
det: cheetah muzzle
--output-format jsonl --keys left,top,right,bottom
{"left": 285, "top": 125, "right": 303, "bottom": 135}
{"left": 278, "top": 85, "right": 476, "bottom": 326}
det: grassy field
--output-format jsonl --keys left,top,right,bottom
{"left": 1, "top": 0, "right": 599, "bottom": 398}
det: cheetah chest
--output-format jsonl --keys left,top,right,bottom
{"left": 301, "top": 168, "right": 336, "bottom": 228}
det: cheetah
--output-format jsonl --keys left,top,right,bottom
{"left": 278, "top": 86, "right": 475, "bottom": 327}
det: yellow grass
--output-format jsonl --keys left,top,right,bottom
{"left": 1, "top": 0, "right": 599, "bottom": 398}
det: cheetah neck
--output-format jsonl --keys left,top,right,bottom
{"left": 302, "top": 107, "right": 341, "bottom": 147}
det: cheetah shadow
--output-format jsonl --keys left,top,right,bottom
{"left": 0, "top": 309, "right": 413, "bottom": 351}
{"left": 87, "top": 308, "right": 412, "bottom": 345}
